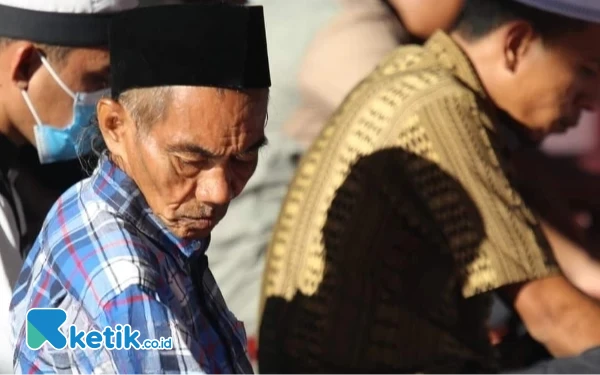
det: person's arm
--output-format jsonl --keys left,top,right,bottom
{"left": 498, "top": 168, "right": 600, "bottom": 357}
{"left": 541, "top": 221, "right": 600, "bottom": 299}
{"left": 389, "top": 0, "right": 464, "bottom": 40}
{"left": 97, "top": 285, "right": 207, "bottom": 374}
{"left": 501, "top": 276, "right": 600, "bottom": 357}
{"left": 418, "top": 92, "right": 600, "bottom": 358}
{"left": 510, "top": 148, "right": 600, "bottom": 299}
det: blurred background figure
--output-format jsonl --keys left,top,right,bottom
{"left": 285, "top": 0, "right": 464, "bottom": 148}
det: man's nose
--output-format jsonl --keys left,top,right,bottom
{"left": 195, "top": 166, "right": 233, "bottom": 205}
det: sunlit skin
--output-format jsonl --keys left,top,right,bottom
{"left": 454, "top": 22, "right": 600, "bottom": 142}
{"left": 97, "top": 86, "right": 269, "bottom": 239}
{"left": 0, "top": 42, "right": 109, "bottom": 145}
{"left": 390, "top": 0, "right": 464, "bottom": 40}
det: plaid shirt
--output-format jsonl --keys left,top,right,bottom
{"left": 10, "top": 155, "right": 253, "bottom": 374}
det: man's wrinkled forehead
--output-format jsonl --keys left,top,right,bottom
{"left": 161, "top": 86, "right": 268, "bottom": 145}
{"left": 167, "top": 86, "right": 269, "bottom": 125}
{"left": 119, "top": 86, "right": 268, "bottom": 144}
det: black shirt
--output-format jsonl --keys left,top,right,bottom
{"left": 0, "top": 138, "right": 93, "bottom": 257}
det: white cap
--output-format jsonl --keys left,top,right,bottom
{"left": 0, "top": 0, "right": 140, "bottom": 46}
{"left": 0, "top": 0, "right": 138, "bottom": 14}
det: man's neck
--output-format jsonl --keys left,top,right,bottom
{"left": 0, "top": 108, "right": 26, "bottom": 146}
{"left": 495, "top": 109, "right": 541, "bottom": 150}
{"left": 0, "top": 107, "right": 28, "bottom": 175}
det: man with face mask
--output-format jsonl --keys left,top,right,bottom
{"left": 0, "top": 0, "right": 139, "bottom": 372}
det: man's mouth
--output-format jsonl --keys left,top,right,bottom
{"left": 178, "top": 215, "right": 219, "bottom": 229}
{"left": 181, "top": 215, "right": 213, "bottom": 220}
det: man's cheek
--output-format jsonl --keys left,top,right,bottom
{"left": 161, "top": 176, "right": 199, "bottom": 210}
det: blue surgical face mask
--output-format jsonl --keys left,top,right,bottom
{"left": 21, "top": 55, "right": 109, "bottom": 164}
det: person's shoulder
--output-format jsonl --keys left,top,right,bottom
{"left": 352, "top": 44, "right": 481, "bottom": 116}
{"left": 41, "top": 178, "right": 103, "bottom": 234}
{"left": 54, "top": 223, "right": 161, "bottom": 318}
{"left": 39, "top": 186, "right": 161, "bottom": 312}
{"left": 25, "top": 178, "right": 105, "bottom": 259}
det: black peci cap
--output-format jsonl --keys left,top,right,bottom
{"left": 109, "top": 3, "right": 271, "bottom": 98}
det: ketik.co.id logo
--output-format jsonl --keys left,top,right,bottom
{"left": 26, "top": 308, "right": 68, "bottom": 350}
{"left": 26, "top": 308, "right": 172, "bottom": 350}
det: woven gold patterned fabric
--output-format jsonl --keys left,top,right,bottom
{"left": 259, "top": 31, "right": 560, "bottom": 373}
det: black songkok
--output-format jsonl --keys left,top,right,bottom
{"left": 109, "top": 3, "right": 271, "bottom": 98}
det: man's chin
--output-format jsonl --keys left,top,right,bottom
{"left": 171, "top": 226, "right": 214, "bottom": 240}
{"left": 168, "top": 218, "right": 220, "bottom": 240}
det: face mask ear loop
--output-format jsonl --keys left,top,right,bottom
{"left": 39, "top": 54, "right": 76, "bottom": 100}
{"left": 20, "top": 90, "right": 43, "bottom": 126}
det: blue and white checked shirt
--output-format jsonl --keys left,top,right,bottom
{"left": 10, "top": 155, "right": 253, "bottom": 374}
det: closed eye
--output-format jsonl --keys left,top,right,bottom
{"left": 173, "top": 155, "right": 206, "bottom": 176}
{"left": 234, "top": 150, "right": 259, "bottom": 163}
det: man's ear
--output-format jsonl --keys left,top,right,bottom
{"left": 8, "top": 42, "right": 40, "bottom": 91}
{"left": 504, "top": 21, "right": 537, "bottom": 72}
{"left": 97, "top": 98, "right": 132, "bottom": 162}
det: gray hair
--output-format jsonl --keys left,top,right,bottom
{"left": 78, "top": 86, "right": 173, "bottom": 171}
{"left": 79, "top": 85, "right": 267, "bottom": 171}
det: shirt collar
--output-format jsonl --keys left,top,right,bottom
{"left": 91, "top": 153, "right": 210, "bottom": 262}
{"left": 424, "top": 31, "right": 488, "bottom": 100}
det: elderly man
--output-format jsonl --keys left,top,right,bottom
{"left": 10, "top": 3, "right": 270, "bottom": 374}
{"left": 0, "top": 0, "right": 138, "bottom": 372}
{"left": 260, "top": 0, "right": 600, "bottom": 373}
